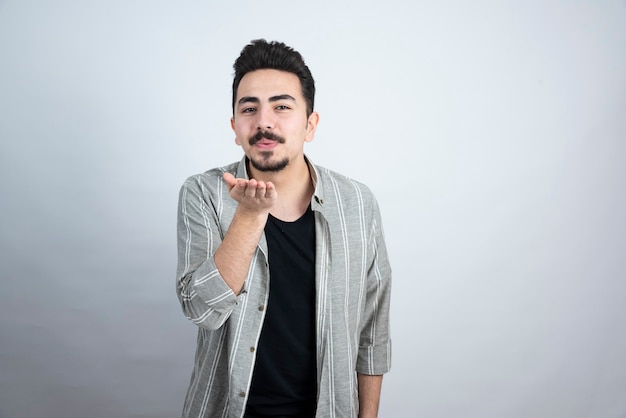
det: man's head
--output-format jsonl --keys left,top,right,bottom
{"left": 232, "top": 39, "right": 315, "bottom": 118}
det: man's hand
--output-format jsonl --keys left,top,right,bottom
{"left": 223, "top": 172, "right": 276, "bottom": 214}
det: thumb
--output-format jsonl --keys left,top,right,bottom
{"left": 223, "top": 172, "right": 238, "bottom": 188}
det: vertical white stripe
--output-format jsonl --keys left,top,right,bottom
{"left": 351, "top": 180, "right": 367, "bottom": 339}
{"left": 181, "top": 185, "right": 192, "bottom": 278}
{"left": 197, "top": 329, "right": 227, "bottom": 417}
{"left": 328, "top": 174, "right": 356, "bottom": 414}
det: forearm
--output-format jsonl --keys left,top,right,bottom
{"left": 176, "top": 180, "right": 241, "bottom": 330}
{"left": 214, "top": 207, "right": 267, "bottom": 294}
{"left": 176, "top": 173, "right": 274, "bottom": 327}
{"left": 357, "top": 373, "right": 383, "bottom": 418}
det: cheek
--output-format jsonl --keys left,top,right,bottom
{"left": 232, "top": 124, "right": 248, "bottom": 145}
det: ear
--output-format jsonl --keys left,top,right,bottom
{"left": 304, "top": 112, "right": 320, "bottom": 143}
{"left": 231, "top": 117, "right": 241, "bottom": 145}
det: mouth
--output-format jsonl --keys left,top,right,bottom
{"left": 254, "top": 138, "right": 278, "bottom": 150}
{"left": 249, "top": 131, "right": 285, "bottom": 147}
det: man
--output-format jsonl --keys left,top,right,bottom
{"left": 176, "top": 39, "right": 392, "bottom": 418}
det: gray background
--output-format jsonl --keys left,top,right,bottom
{"left": 1, "top": 1, "right": 625, "bottom": 417}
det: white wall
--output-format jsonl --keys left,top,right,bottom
{"left": 1, "top": 1, "right": 624, "bottom": 417}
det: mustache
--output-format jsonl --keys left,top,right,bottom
{"left": 249, "top": 130, "right": 285, "bottom": 145}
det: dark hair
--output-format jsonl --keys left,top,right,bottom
{"left": 232, "top": 39, "right": 315, "bottom": 117}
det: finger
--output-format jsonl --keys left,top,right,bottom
{"left": 223, "top": 172, "right": 237, "bottom": 188}
{"left": 245, "top": 179, "right": 258, "bottom": 198}
{"left": 264, "top": 182, "right": 276, "bottom": 199}
{"left": 236, "top": 179, "right": 248, "bottom": 196}
{"left": 255, "top": 180, "right": 267, "bottom": 197}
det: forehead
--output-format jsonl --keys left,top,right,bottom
{"left": 236, "top": 69, "right": 302, "bottom": 100}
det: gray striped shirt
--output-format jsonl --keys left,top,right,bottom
{"left": 176, "top": 156, "right": 392, "bottom": 418}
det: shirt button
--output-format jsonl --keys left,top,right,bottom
{"left": 258, "top": 305, "right": 264, "bottom": 312}
{"left": 239, "top": 391, "right": 246, "bottom": 397}
{"left": 249, "top": 346, "right": 255, "bottom": 353}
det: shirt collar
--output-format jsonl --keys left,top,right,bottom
{"left": 304, "top": 155, "right": 325, "bottom": 207}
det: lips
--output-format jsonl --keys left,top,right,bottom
{"left": 254, "top": 138, "right": 278, "bottom": 149}
{"left": 249, "top": 130, "right": 285, "bottom": 146}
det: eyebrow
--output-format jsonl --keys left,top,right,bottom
{"left": 269, "top": 94, "right": 296, "bottom": 102}
{"left": 237, "top": 94, "right": 297, "bottom": 106}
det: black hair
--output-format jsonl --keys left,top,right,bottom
{"left": 232, "top": 39, "right": 315, "bottom": 117}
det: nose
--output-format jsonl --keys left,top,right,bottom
{"left": 255, "top": 106, "right": 274, "bottom": 130}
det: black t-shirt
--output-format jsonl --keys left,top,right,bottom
{"left": 245, "top": 206, "right": 317, "bottom": 418}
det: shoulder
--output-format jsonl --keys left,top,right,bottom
{"left": 314, "top": 164, "right": 377, "bottom": 203}
{"left": 313, "top": 164, "right": 381, "bottom": 220}
{"left": 181, "top": 161, "right": 240, "bottom": 191}
{"left": 178, "top": 161, "right": 242, "bottom": 208}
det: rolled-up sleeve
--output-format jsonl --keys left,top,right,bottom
{"left": 176, "top": 176, "right": 238, "bottom": 330}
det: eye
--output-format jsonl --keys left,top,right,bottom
{"left": 241, "top": 107, "right": 256, "bottom": 113}
{"left": 275, "top": 105, "right": 290, "bottom": 111}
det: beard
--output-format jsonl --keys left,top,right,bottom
{"left": 249, "top": 152, "right": 289, "bottom": 172}
{"left": 247, "top": 130, "right": 289, "bottom": 172}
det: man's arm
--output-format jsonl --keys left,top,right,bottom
{"left": 214, "top": 172, "right": 275, "bottom": 294}
{"left": 175, "top": 172, "right": 276, "bottom": 330}
{"left": 358, "top": 373, "right": 383, "bottom": 418}
{"left": 355, "top": 194, "right": 392, "bottom": 416}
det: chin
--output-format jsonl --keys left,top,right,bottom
{"left": 249, "top": 155, "right": 290, "bottom": 172}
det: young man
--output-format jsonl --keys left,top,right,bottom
{"left": 176, "top": 39, "right": 392, "bottom": 418}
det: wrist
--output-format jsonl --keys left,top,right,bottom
{"left": 233, "top": 206, "right": 269, "bottom": 228}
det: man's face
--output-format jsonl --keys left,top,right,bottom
{"left": 231, "top": 69, "right": 318, "bottom": 173}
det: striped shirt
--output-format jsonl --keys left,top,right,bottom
{"left": 176, "top": 156, "right": 392, "bottom": 418}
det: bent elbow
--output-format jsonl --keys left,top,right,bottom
{"left": 181, "top": 302, "right": 233, "bottom": 331}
